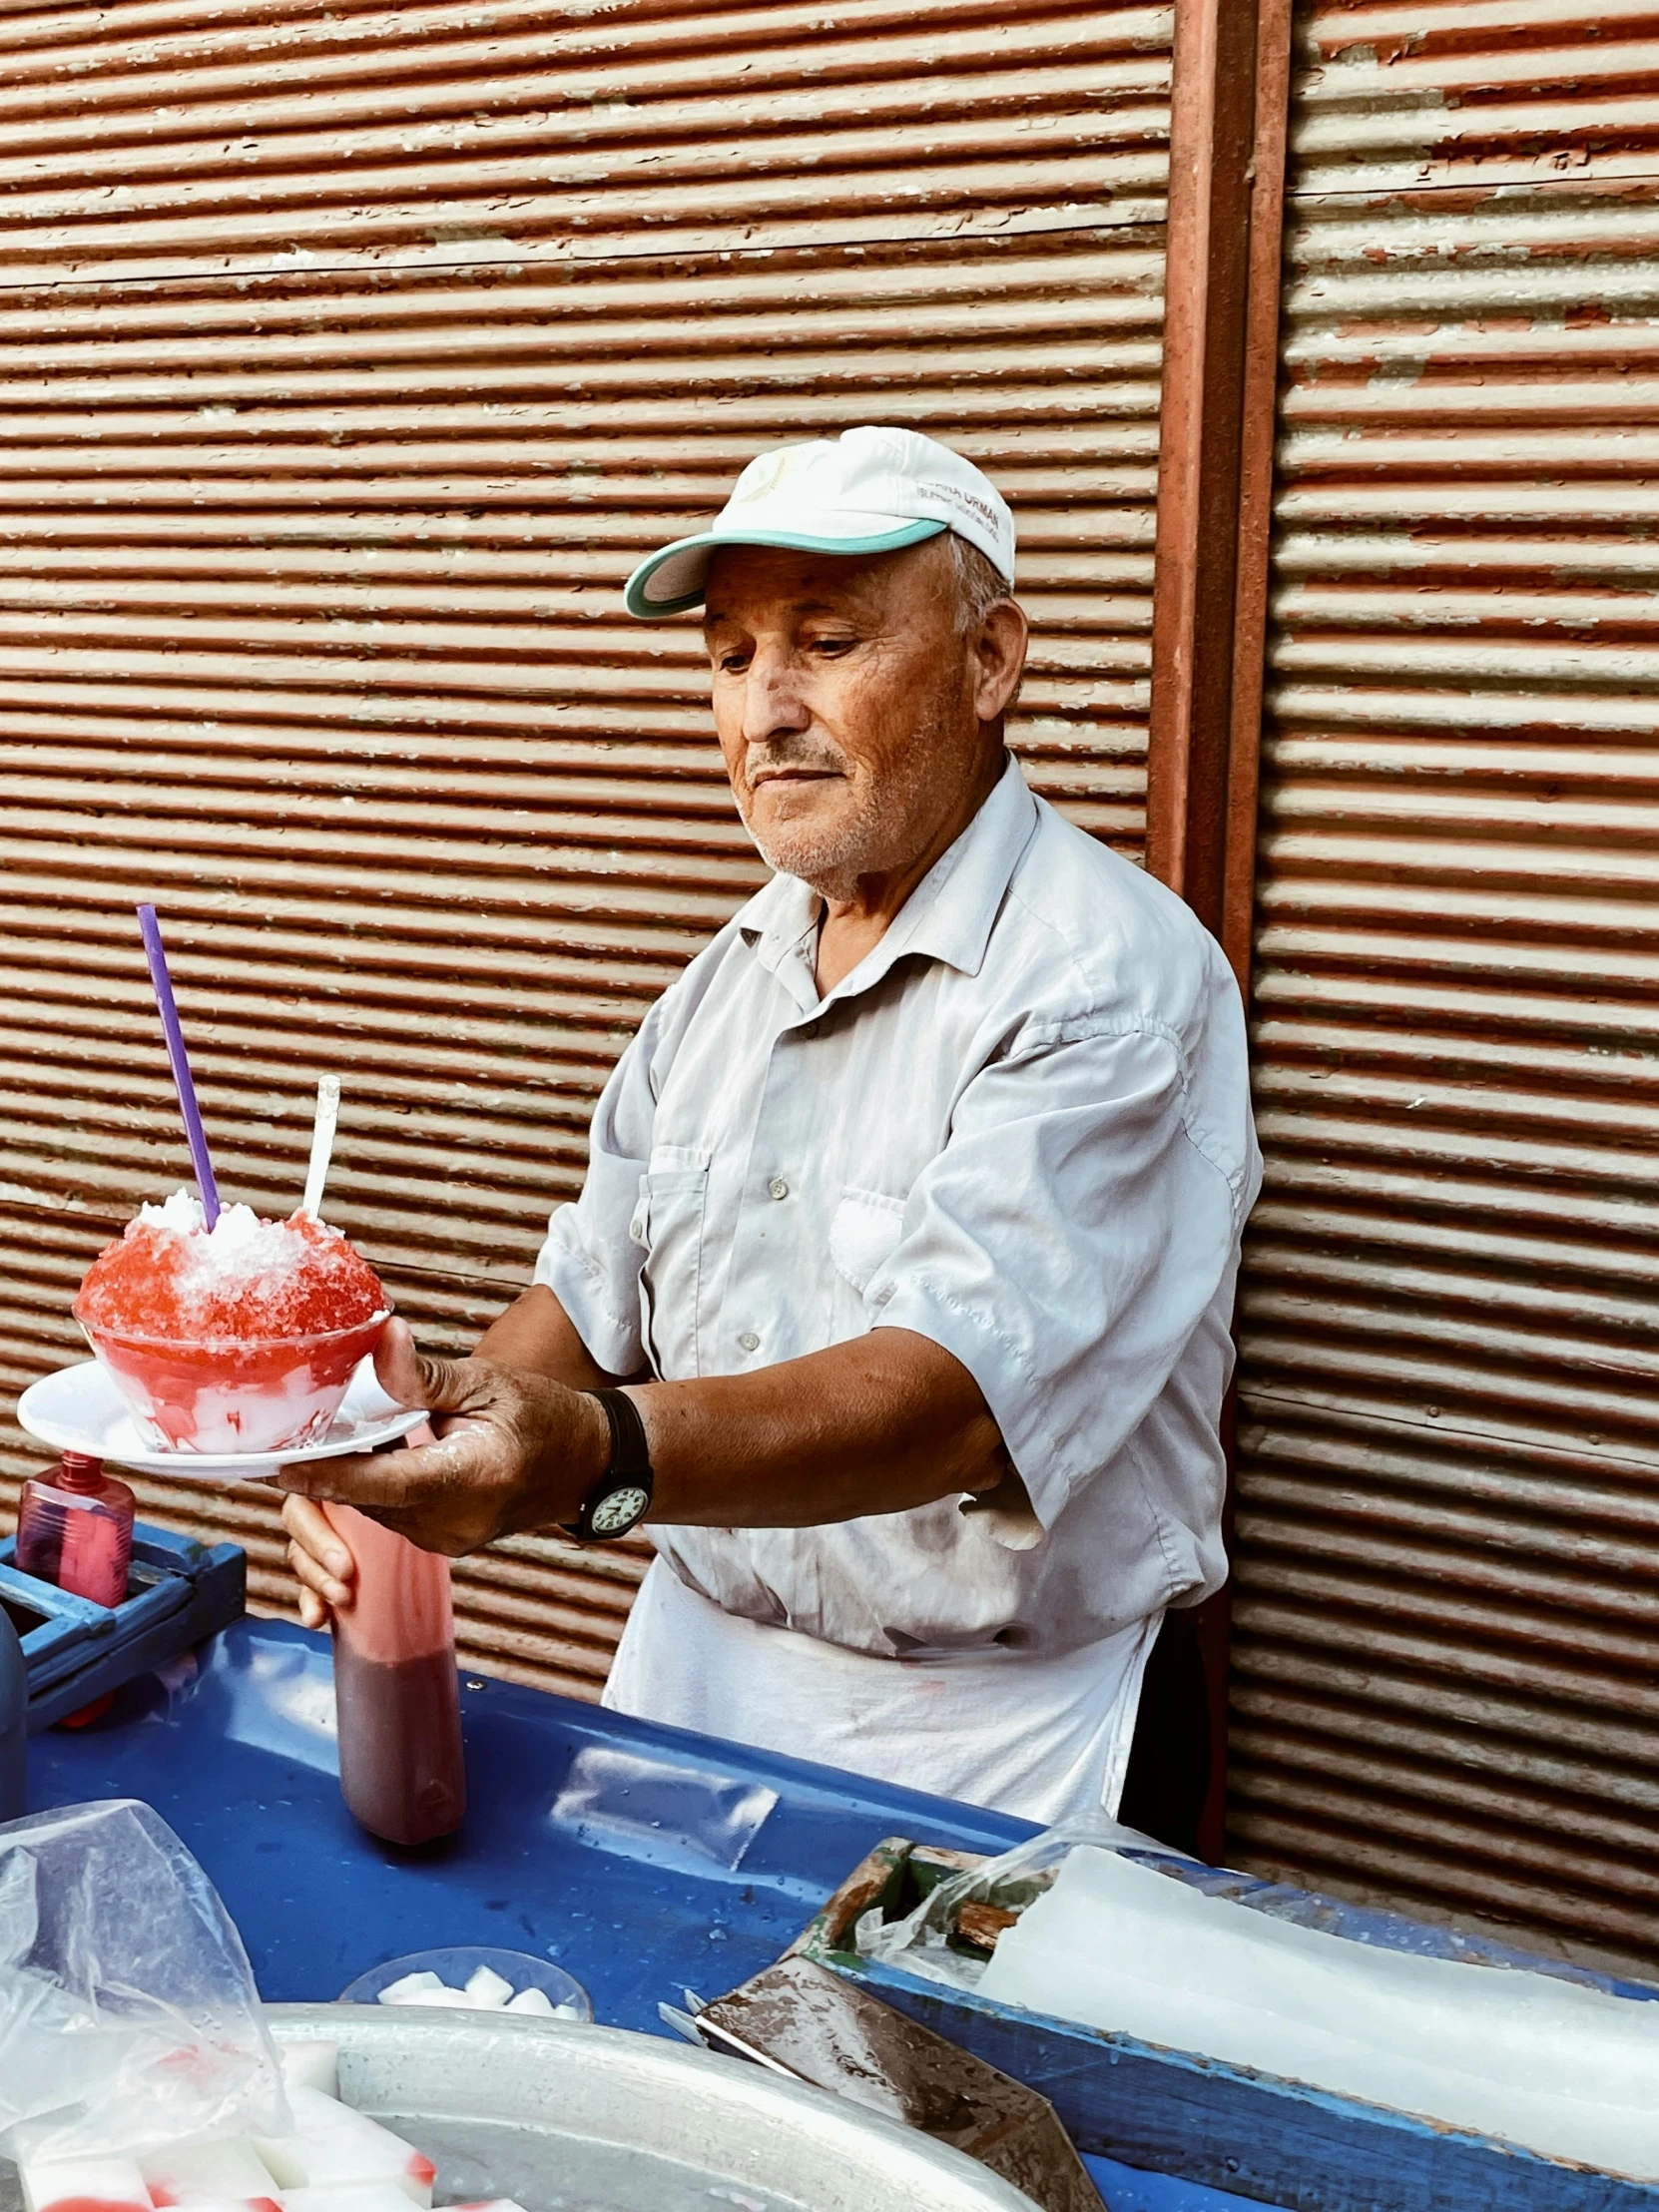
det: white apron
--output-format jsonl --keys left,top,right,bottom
{"left": 603, "top": 1558, "right": 1161, "bottom": 1826}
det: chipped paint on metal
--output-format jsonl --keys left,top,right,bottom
{"left": 1229, "top": 2, "right": 1659, "bottom": 1973}
{"left": 0, "top": 0, "right": 1172, "bottom": 1696}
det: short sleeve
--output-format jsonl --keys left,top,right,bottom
{"left": 533, "top": 1024, "right": 659, "bottom": 1377}
{"left": 868, "top": 1021, "right": 1245, "bottom": 1531}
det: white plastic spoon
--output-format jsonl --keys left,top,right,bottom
{"left": 301, "top": 1074, "right": 341, "bottom": 1220}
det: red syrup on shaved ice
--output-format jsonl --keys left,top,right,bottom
{"left": 75, "top": 1191, "right": 390, "bottom": 1453}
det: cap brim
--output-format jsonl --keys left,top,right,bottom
{"left": 624, "top": 519, "right": 946, "bottom": 619}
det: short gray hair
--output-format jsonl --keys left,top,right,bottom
{"left": 943, "top": 531, "right": 1014, "bottom": 633}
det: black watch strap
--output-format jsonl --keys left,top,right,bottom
{"left": 564, "top": 1387, "right": 655, "bottom": 1542}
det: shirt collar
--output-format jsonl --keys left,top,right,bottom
{"left": 738, "top": 754, "right": 1037, "bottom": 1010}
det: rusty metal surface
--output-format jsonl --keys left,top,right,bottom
{"left": 0, "top": 2, "right": 1171, "bottom": 1694}
{"left": 1145, "top": 0, "right": 1271, "bottom": 929}
{"left": 1292, "top": 0, "right": 1659, "bottom": 196}
{"left": 0, "top": 0, "right": 1173, "bottom": 284}
{"left": 1229, "top": 0, "right": 1659, "bottom": 1971}
{"left": 1145, "top": 0, "right": 1293, "bottom": 1865}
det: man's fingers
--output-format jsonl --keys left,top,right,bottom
{"left": 274, "top": 1426, "right": 487, "bottom": 1508}
{"left": 280, "top": 1491, "right": 354, "bottom": 1587}
{"left": 372, "top": 1318, "right": 500, "bottom": 1418}
{"left": 286, "top": 1533, "right": 349, "bottom": 1613}
{"left": 295, "top": 1582, "right": 328, "bottom": 1633}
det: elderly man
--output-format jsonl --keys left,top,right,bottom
{"left": 280, "top": 426, "right": 1261, "bottom": 1847}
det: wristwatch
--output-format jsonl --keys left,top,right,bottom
{"left": 564, "top": 1387, "right": 655, "bottom": 1542}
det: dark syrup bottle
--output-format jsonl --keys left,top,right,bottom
{"left": 323, "top": 1497, "right": 466, "bottom": 1847}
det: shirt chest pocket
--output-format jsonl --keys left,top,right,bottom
{"left": 633, "top": 1144, "right": 711, "bottom": 1378}
{"left": 829, "top": 1186, "right": 907, "bottom": 1307}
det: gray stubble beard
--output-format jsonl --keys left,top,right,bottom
{"left": 740, "top": 687, "right": 967, "bottom": 904}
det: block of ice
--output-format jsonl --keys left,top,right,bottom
{"left": 146, "top": 2201, "right": 277, "bottom": 2212}
{"left": 279, "top": 2040, "right": 340, "bottom": 2098}
{"left": 462, "top": 1964, "right": 514, "bottom": 2010}
{"left": 282, "top": 2187, "right": 423, "bottom": 2212}
{"left": 374, "top": 1972, "right": 443, "bottom": 2006}
{"left": 502, "top": 1987, "right": 554, "bottom": 2016}
{"left": 139, "top": 2140, "right": 279, "bottom": 2207}
{"left": 253, "top": 2085, "right": 435, "bottom": 2208}
{"left": 21, "top": 2156, "right": 152, "bottom": 2212}
{"left": 977, "top": 1846, "right": 1659, "bottom": 2181}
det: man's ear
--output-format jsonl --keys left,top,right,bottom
{"left": 973, "top": 599, "right": 1028, "bottom": 725}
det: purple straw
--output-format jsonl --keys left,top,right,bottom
{"left": 136, "top": 903, "right": 221, "bottom": 1227}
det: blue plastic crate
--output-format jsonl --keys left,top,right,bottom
{"left": 0, "top": 1519, "right": 245, "bottom": 1729}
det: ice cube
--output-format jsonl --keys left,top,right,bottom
{"left": 282, "top": 2188, "right": 420, "bottom": 2212}
{"left": 139, "top": 2200, "right": 277, "bottom": 2212}
{"left": 140, "top": 2142, "right": 279, "bottom": 2207}
{"left": 280, "top": 2038, "right": 341, "bottom": 2096}
{"left": 462, "top": 1964, "right": 514, "bottom": 2010}
{"left": 503, "top": 1986, "right": 554, "bottom": 2016}
{"left": 22, "top": 2158, "right": 152, "bottom": 2212}
{"left": 253, "top": 2085, "right": 435, "bottom": 2209}
{"left": 374, "top": 1970, "right": 444, "bottom": 2005}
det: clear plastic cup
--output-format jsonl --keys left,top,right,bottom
{"left": 74, "top": 1308, "right": 389, "bottom": 1454}
{"left": 338, "top": 1945, "right": 592, "bottom": 2018}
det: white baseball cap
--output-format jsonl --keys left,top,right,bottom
{"left": 624, "top": 425, "right": 1016, "bottom": 619}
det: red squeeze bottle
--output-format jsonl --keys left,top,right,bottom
{"left": 16, "top": 1451, "right": 135, "bottom": 1609}
{"left": 16, "top": 1450, "right": 136, "bottom": 1729}
{"left": 322, "top": 1495, "right": 466, "bottom": 1847}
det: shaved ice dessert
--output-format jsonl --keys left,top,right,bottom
{"left": 74, "top": 1191, "right": 389, "bottom": 1454}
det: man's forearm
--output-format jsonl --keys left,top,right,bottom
{"left": 479, "top": 1290, "right": 1006, "bottom": 1529}
{"left": 475, "top": 1282, "right": 633, "bottom": 1389}
{"left": 277, "top": 1308, "right": 1011, "bottom": 1558}
{"left": 628, "top": 1326, "right": 1007, "bottom": 1529}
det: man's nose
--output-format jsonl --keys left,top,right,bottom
{"left": 741, "top": 642, "right": 811, "bottom": 745}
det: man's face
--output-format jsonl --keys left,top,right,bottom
{"left": 702, "top": 538, "right": 1002, "bottom": 900}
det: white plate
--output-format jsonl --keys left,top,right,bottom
{"left": 16, "top": 1359, "right": 427, "bottom": 1479}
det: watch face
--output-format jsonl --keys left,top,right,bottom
{"left": 590, "top": 1483, "right": 650, "bottom": 1537}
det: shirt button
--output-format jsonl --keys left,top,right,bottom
{"left": 629, "top": 1217, "right": 644, "bottom": 1240}
{"left": 768, "top": 1176, "right": 789, "bottom": 1201}
{"left": 738, "top": 1331, "right": 761, "bottom": 1353}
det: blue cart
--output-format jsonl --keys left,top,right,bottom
{"left": 23, "top": 1615, "right": 1656, "bottom": 2212}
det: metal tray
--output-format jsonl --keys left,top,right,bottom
{"left": 265, "top": 2003, "right": 1039, "bottom": 2212}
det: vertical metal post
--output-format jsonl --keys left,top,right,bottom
{"left": 1146, "top": 0, "right": 1294, "bottom": 1862}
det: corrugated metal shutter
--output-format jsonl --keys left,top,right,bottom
{"left": 0, "top": 0, "right": 1174, "bottom": 1697}
{"left": 1230, "top": 1, "right": 1659, "bottom": 1969}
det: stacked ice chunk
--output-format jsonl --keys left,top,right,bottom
{"left": 977, "top": 1845, "right": 1659, "bottom": 2182}
{"left": 19, "top": 2041, "right": 528, "bottom": 2212}
{"left": 374, "top": 1965, "right": 575, "bottom": 2019}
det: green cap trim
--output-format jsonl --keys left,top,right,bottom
{"left": 624, "top": 520, "right": 945, "bottom": 619}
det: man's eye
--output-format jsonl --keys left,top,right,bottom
{"left": 717, "top": 651, "right": 751, "bottom": 674}
{"left": 810, "top": 637, "right": 855, "bottom": 657}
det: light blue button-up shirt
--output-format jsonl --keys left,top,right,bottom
{"left": 537, "top": 756, "right": 1261, "bottom": 1659}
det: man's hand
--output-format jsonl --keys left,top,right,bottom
{"left": 276, "top": 1317, "right": 611, "bottom": 1621}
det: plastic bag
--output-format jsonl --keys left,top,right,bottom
{"left": 855, "top": 1805, "right": 1659, "bottom": 2183}
{"left": 852, "top": 1806, "right": 1172, "bottom": 1994}
{"left": 0, "top": 1798, "right": 288, "bottom": 2162}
